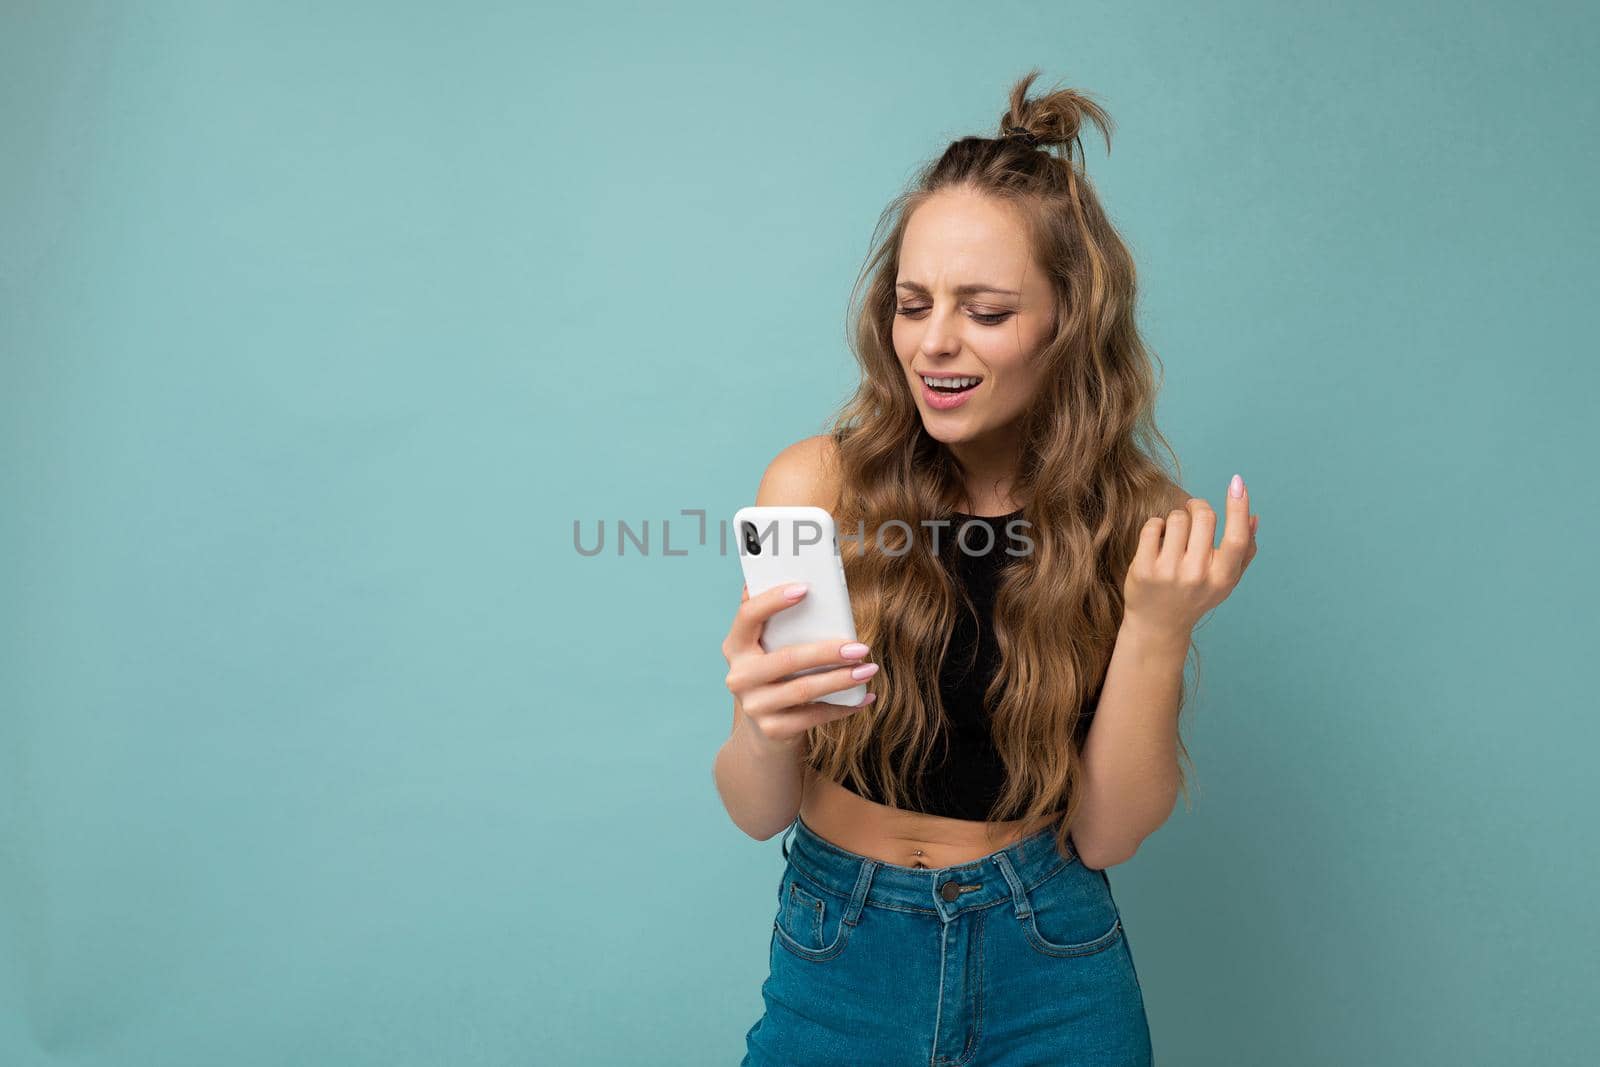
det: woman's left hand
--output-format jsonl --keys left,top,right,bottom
{"left": 1122, "top": 474, "right": 1259, "bottom": 639}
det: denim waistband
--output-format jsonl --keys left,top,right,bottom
{"left": 781, "top": 811, "right": 1076, "bottom": 919}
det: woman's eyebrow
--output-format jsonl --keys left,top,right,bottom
{"left": 896, "top": 280, "right": 1021, "bottom": 297}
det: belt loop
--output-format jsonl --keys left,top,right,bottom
{"left": 992, "top": 851, "right": 1032, "bottom": 920}
{"left": 842, "top": 859, "right": 876, "bottom": 926}
{"left": 780, "top": 820, "right": 796, "bottom": 861}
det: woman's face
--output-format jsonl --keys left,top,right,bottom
{"left": 892, "top": 188, "right": 1056, "bottom": 449}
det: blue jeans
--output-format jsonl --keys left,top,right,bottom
{"left": 742, "top": 812, "right": 1153, "bottom": 1066}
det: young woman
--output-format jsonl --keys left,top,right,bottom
{"left": 715, "top": 71, "right": 1260, "bottom": 1066}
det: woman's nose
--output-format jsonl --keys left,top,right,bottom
{"left": 919, "top": 306, "right": 961, "bottom": 358}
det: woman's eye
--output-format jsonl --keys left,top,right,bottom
{"left": 895, "top": 306, "right": 1014, "bottom": 326}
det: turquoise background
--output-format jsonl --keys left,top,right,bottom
{"left": 3, "top": 2, "right": 1595, "bottom": 1063}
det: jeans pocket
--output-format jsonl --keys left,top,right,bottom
{"left": 1019, "top": 859, "right": 1124, "bottom": 959}
{"left": 772, "top": 870, "right": 853, "bottom": 963}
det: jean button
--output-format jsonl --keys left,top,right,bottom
{"left": 938, "top": 880, "right": 960, "bottom": 902}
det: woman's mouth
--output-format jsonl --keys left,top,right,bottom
{"left": 920, "top": 373, "right": 983, "bottom": 411}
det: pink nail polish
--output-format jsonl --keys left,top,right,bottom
{"left": 850, "top": 662, "right": 880, "bottom": 681}
{"left": 1229, "top": 474, "right": 1244, "bottom": 499}
{"left": 783, "top": 583, "right": 808, "bottom": 600}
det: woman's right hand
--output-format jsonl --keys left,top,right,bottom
{"left": 721, "top": 583, "right": 880, "bottom": 751}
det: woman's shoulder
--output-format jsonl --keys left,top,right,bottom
{"left": 754, "top": 433, "right": 843, "bottom": 511}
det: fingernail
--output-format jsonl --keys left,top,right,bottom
{"left": 783, "top": 583, "right": 808, "bottom": 600}
{"left": 1229, "top": 474, "right": 1244, "bottom": 499}
{"left": 850, "top": 662, "right": 880, "bottom": 681}
{"left": 858, "top": 692, "right": 877, "bottom": 706}
{"left": 841, "top": 642, "right": 870, "bottom": 659}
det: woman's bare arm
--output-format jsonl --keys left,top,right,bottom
{"left": 712, "top": 435, "right": 869, "bottom": 840}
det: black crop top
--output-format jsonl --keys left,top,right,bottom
{"left": 836, "top": 509, "right": 1039, "bottom": 821}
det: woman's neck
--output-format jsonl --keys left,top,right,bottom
{"left": 949, "top": 427, "right": 1022, "bottom": 515}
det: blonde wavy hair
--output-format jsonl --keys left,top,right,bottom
{"left": 803, "top": 71, "right": 1199, "bottom": 859}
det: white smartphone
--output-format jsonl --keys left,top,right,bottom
{"left": 732, "top": 505, "right": 869, "bottom": 707}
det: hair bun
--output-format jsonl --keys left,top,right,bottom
{"left": 999, "top": 70, "right": 1115, "bottom": 165}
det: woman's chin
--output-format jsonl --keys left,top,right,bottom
{"left": 920, "top": 415, "right": 976, "bottom": 442}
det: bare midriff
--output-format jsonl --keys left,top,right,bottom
{"left": 798, "top": 766, "right": 1066, "bottom": 870}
